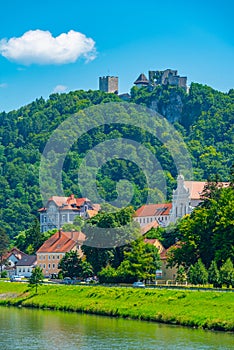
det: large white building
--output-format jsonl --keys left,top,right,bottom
{"left": 38, "top": 195, "right": 100, "bottom": 232}
{"left": 134, "top": 175, "right": 229, "bottom": 228}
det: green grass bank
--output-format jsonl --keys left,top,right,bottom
{"left": 0, "top": 282, "right": 233, "bottom": 332}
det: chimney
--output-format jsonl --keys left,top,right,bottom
{"left": 59, "top": 228, "right": 62, "bottom": 239}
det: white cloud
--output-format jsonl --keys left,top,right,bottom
{"left": 0, "top": 30, "right": 96, "bottom": 65}
{"left": 0, "top": 83, "right": 7, "bottom": 88}
{"left": 53, "top": 85, "right": 68, "bottom": 93}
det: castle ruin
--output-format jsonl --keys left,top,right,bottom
{"left": 99, "top": 76, "right": 118, "bottom": 94}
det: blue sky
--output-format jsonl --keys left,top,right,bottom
{"left": 0, "top": 0, "right": 233, "bottom": 112}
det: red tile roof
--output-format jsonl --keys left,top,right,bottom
{"left": 135, "top": 203, "right": 172, "bottom": 217}
{"left": 160, "top": 242, "right": 182, "bottom": 260}
{"left": 37, "top": 230, "right": 86, "bottom": 254}
{"left": 140, "top": 221, "right": 159, "bottom": 235}
{"left": 38, "top": 195, "right": 92, "bottom": 211}
{"left": 2, "top": 247, "right": 28, "bottom": 261}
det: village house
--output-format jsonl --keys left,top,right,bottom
{"left": 159, "top": 247, "right": 178, "bottom": 282}
{"left": 38, "top": 195, "right": 99, "bottom": 232}
{"left": 134, "top": 203, "right": 172, "bottom": 227}
{"left": 15, "top": 255, "right": 37, "bottom": 278}
{"left": 140, "top": 224, "right": 178, "bottom": 282}
{"left": 36, "top": 229, "right": 85, "bottom": 277}
{"left": 1, "top": 247, "right": 29, "bottom": 277}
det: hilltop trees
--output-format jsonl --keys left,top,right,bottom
{"left": 0, "top": 83, "right": 233, "bottom": 241}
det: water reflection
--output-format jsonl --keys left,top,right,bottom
{"left": 0, "top": 307, "right": 233, "bottom": 349}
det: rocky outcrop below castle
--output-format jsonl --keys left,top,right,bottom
{"left": 150, "top": 88, "right": 185, "bottom": 123}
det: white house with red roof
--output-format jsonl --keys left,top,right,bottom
{"left": 37, "top": 229, "right": 85, "bottom": 277}
{"left": 135, "top": 174, "right": 229, "bottom": 228}
{"left": 38, "top": 195, "right": 99, "bottom": 232}
{"left": 134, "top": 203, "right": 172, "bottom": 227}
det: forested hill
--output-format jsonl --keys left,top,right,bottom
{"left": 0, "top": 83, "right": 233, "bottom": 239}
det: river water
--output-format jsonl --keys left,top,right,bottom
{"left": 0, "top": 307, "right": 233, "bottom": 349}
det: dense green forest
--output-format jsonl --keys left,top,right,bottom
{"left": 0, "top": 83, "right": 233, "bottom": 239}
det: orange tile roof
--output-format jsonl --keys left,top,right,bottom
{"left": 140, "top": 221, "right": 159, "bottom": 235}
{"left": 135, "top": 203, "right": 172, "bottom": 217}
{"left": 86, "top": 209, "right": 99, "bottom": 218}
{"left": 48, "top": 196, "right": 69, "bottom": 207}
{"left": 76, "top": 197, "right": 90, "bottom": 207}
{"left": 37, "top": 230, "right": 86, "bottom": 254}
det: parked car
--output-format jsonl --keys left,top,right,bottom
{"left": 132, "top": 281, "right": 145, "bottom": 288}
{"left": 63, "top": 277, "right": 73, "bottom": 285}
{"left": 10, "top": 275, "right": 22, "bottom": 282}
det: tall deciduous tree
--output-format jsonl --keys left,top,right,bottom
{"left": 25, "top": 218, "right": 44, "bottom": 254}
{"left": 0, "top": 228, "right": 9, "bottom": 272}
{"left": 99, "top": 238, "right": 161, "bottom": 283}
{"left": 82, "top": 206, "right": 140, "bottom": 274}
{"left": 28, "top": 266, "right": 44, "bottom": 293}
{"left": 220, "top": 259, "right": 234, "bottom": 288}
{"left": 188, "top": 259, "right": 208, "bottom": 285}
{"left": 58, "top": 251, "right": 93, "bottom": 279}
{"left": 208, "top": 260, "right": 221, "bottom": 288}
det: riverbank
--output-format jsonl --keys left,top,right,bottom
{"left": 0, "top": 282, "right": 233, "bottom": 332}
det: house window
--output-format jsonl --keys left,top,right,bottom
{"left": 53, "top": 256, "right": 55, "bottom": 259}
{"left": 139, "top": 218, "right": 141, "bottom": 224}
{"left": 23, "top": 268, "right": 25, "bottom": 273}
{"left": 52, "top": 264, "right": 55, "bottom": 268}
{"left": 19, "top": 268, "right": 21, "bottom": 272}
{"left": 28, "top": 268, "right": 30, "bottom": 272}
{"left": 48, "top": 264, "right": 51, "bottom": 268}
{"left": 143, "top": 218, "right": 145, "bottom": 223}
{"left": 44, "top": 264, "right": 46, "bottom": 268}
{"left": 57, "top": 255, "right": 60, "bottom": 259}
{"left": 48, "top": 256, "right": 50, "bottom": 260}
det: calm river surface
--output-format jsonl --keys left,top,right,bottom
{"left": 0, "top": 306, "right": 233, "bottom": 350}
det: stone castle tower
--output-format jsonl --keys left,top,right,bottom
{"left": 99, "top": 76, "right": 118, "bottom": 94}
